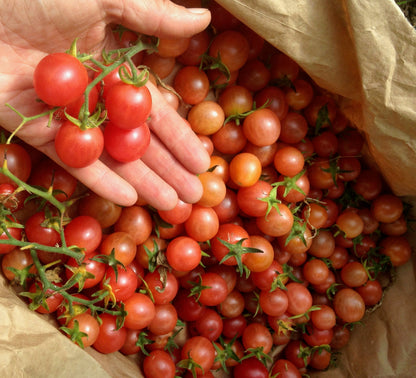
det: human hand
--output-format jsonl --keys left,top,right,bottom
{"left": 0, "top": 0, "right": 211, "bottom": 209}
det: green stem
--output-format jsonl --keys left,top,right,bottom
{"left": 79, "top": 37, "right": 157, "bottom": 126}
{"left": 0, "top": 162, "right": 66, "bottom": 214}
{"left": 4, "top": 104, "right": 58, "bottom": 144}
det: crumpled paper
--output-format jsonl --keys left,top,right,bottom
{"left": 1, "top": 0, "right": 416, "bottom": 376}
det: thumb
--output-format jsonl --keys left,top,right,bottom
{"left": 105, "top": 0, "right": 211, "bottom": 38}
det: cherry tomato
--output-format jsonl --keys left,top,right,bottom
{"left": 143, "top": 350, "right": 176, "bottom": 378}
{"left": 148, "top": 303, "right": 178, "bottom": 336}
{"left": 115, "top": 205, "right": 152, "bottom": 245}
{"left": 66, "top": 313, "right": 100, "bottom": 348}
{"left": 66, "top": 251, "right": 106, "bottom": 289}
{"left": 208, "top": 30, "right": 250, "bottom": 72}
{"left": 379, "top": 235, "right": 412, "bottom": 267}
{"left": 1, "top": 247, "right": 36, "bottom": 281}
{"left": 25, "top": 210, "right": 60, "bottom": 247}
{"left": 333, "top": 288, "right": 365, "bottom": 323}
{"left": 29, "top": 157, "right": 77, "bottom": 201}
{"left": 184, "top": 204, "right": 219, "bottom": 242}
{"left": 165, "top": 236, "right": 201, "bottom": 272}
{"left": 0, "top": 143, "right": 32, "bottom": 185}
{"left": 256, "top": 203, "right": 294, "bottom": 237}
{"left": 197, "top": 272, "right": 228, "bottom": 307}
{"left": 144, "top": 269, "right": 179, "bottom": 305}
{"left": 242, "top": 108, "right": 281, "bottom": 147}
{"left": 55, "top": 121, "right": 104, "bottom": 168}
{"left": 123, "top": 292, "right": 155, "bottom": 330}
{"left": 0, "top": 216, "right": 23, "bottom": 255}
{"left": 93, "top": 313, "right": 127, "bottom": 354}
{"left": 232, "top": 357, "right": 269, "bottom": 378}
{"left": 274, "top": 146, "right": 305, "bottom": 177}
{"left": 102, "top": 265, "right": 138, "bottom": 302}
{"left": 180, "top": 336, "right": 216, "bottom": 376}
{"left": 99, "top": 231, "right": 136, "bottom": 266}
{"left": 64, "top": 215, "right": 102, "bottom": 255}
{"left": 173, "top": 66, "right": 210, "bottom": 105}
{"left": 105, "top": 82, "right": 152, "bottom": 129}
{"left": 157, "top": 36, "right": 191, "bottom": 58}
{"left": 104, "top": 122, "right": 150, "bottom": 163}
{"left": 270, "top": 359, "right": 302, "bottom": 378}
{"left": 238, "top": 59, "right": 271, "bottom": 92}
{"left": 218, "top": 85, "right": 253, "bottom": 118}
{"left": 28, "top": 282, "right": 63, "bottom": 314}
{"left": 197, "top": 171, "right": 227, "bottom": 207}
{"left": 255, "top": 86, "right": 289, "bottom": 121}
{"left": 212, "top": 120, "right": 247, "bottom": 155}
{"left": 33, "top": 52, "right": 88, "bottom": 106}
{"left": 285, "top": 282, "right": 313, "bottom": 316}
{"left": 78, "top": 191, "right": 122, "bottom": 229}
{"left": 187, "top": 100, "right": 225, "bottom": 136}
{"left": 229, "top": 152, "right": 262, "bottom": 187}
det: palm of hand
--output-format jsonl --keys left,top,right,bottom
{"left": 0, "top": 1, "right": 210, "bottom": 209}
{"left": 0, "top": 1, "right": 112, "bottom": 146}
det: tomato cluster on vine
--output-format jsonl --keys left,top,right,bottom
{"left": 30, "top": 37, "right": 154, "bottom": 169}
{"left": 0, "top": 1, "right": 414, "bottom": 378}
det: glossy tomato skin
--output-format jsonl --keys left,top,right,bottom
{"left": 93, "top": 313, "right": 127, "bottom": 354}
{"left": 143, "top": 350, "right": 176, "bottom": 378}
{"left": 29, "top": 158, "right": 77, "bottom": 201}
{"left": 0, "top": 143, "right": 32, "bottom": 185}
{"left": 232, "top": 357, "right": 269, "bottom": 378}
{"left": 181, "top": 336, "right": 216, "bottom": 376}
{"left": 242, "top": 108, "right": 281, "bottom": 147}
{"left": 208, "top": 30, "right": 250, "bottom": 72}
{"left": 210, "top": 223, "right": 250, "bottom": 266}
{"left": 25, "top": 210, "right": 61, "bottom": 247}
{"left": 123, "top": 292, "right": 155, "bottom": 330}
{"left": 184, "top": 204, "right": 220, "bottom": 242}
{"left": 64, "top": 82, "right": 100, "bottom": 120}
{"left": 165, "top": 236, "right": 201, "bottom": 272}
{"left": 104, "top": 122, "right": 150, "bottom": 163}
{"left": 379, "top": 235, "right": 412, "bottom": 267}
{"left": 33, "top": 52, "right": 88, "bottom": 106}
{"left": 65, "top": 252, "right": 106, "bottom": 289}
{"left": 99, "top": 231, "right": 136, "bottom": 266}
{"left": 198, "top": 272, "right": 228, "bottom": 307}
{"left": 29, "top": 282, "right": 63, "bottom": 314}
{"left": 1, "top": 248, "right": 36, "bottom": 281}
{"left": 77, "top": 191, "right": 122, "bottom": 229}
{"left": 255, "top": 86, "right": 289, "bottom": 121}
{"left": 0, "top": 216, "right": 23, "bottom": 255}
{"left": 64, "top": 215, "right": 102, "bottom": 255}
{"left": 173, "top": 288, "right": 206, "bottom": 322}
{"left": 144, "top": 269, "right": 179, "bottom": 305}
{"left": 105, "top": 82, "right": 152, "bottom": 129}
{"left": 66, "top": 313, "right": 100, "bottom": 348}
{"left": 333, "top": 288, "right": 365, "bottom": 323}
{"left": 54, "top": 121, "right": 104, "bottom": 168}
{"left": 102, "top": 265, "right": 138, "bottom": 302}
{"left": 0, "top": 183, "right": 27, "bottom": 212}
{"left": 173, "top": 66, "right": 210, "bottom": 105}
{"left": 256, "top": 203, "right": 294, "bottom": 237}
{"left": 270, "top": 359, "right": 302, "bottom": 378}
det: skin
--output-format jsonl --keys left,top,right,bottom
{"left": 0, "top": 0, "right": 211, "bottom": 209}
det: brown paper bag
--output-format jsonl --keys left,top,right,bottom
{"left": 1, "top": 0, "right": 416, "bottom": 376}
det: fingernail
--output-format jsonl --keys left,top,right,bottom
{"left": 188, "top": 8, "right": 209, "bottom": 14}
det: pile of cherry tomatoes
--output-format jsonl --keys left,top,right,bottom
{"left": 0, "top": 1, "right": 413, "bottom": 377}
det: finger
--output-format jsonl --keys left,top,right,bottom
{"left": 141, "top": 132, "right": 204, "bottom": 205}
{"left": 38, "top": 142, "right": 139, "bottom": 207}
{"left": 100, "top": 149, "right": 180, "bottom": 210}
{"left": 105, "top": 0, "right": 211, "bottom": 39}
{"left": 146, "top": 81, "right": 210, "bottom": 175}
